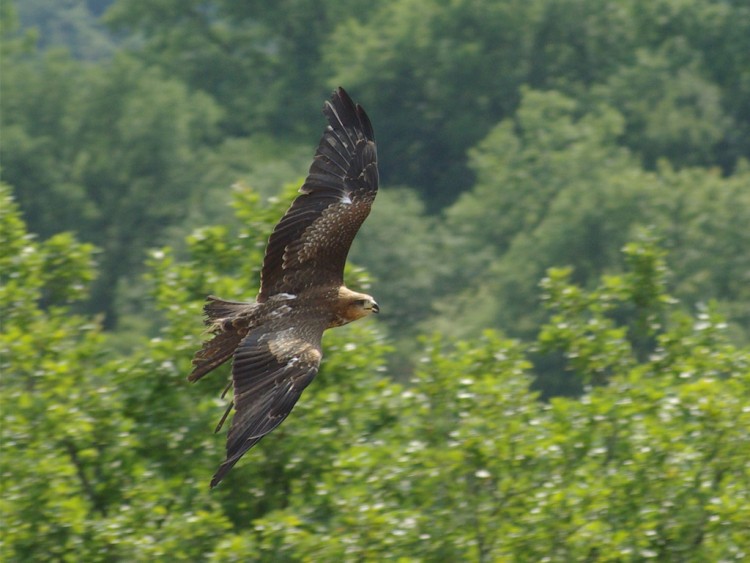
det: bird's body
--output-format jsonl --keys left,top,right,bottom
{"left": 189, "top": 88, "right": 379, "bottom": 488}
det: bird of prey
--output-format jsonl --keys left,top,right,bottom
{"left": 189, "top": 88, "right": 379, "bottom": 488}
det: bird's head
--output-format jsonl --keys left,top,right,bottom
{"left": 336, "top": 287, "right": 379, "bottom": 325}
{"left": 351, "top": 295, "right": 380, "bottom": 316}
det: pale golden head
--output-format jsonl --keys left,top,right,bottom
{"left": 334, "top": 286, "right": 379, "bottom": 325}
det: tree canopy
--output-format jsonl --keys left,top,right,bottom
{"left": 3, "top": 181, "right": 749, "bottom": 560}
{"left": 3, "top": 0, "right": 750, "bottom": 559}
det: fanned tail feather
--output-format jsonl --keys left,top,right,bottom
{"left": 188, "top": 296, "right": 255, "bottom": 382}
{"left": 188, "top": 330, "right": 241, "bottom": 382}
{"left": 202, "top": 295, "right": 251, "bottom": 326}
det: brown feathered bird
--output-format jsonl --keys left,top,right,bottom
{"left": 189, "top": 88, "right": 379, "bottom": 488}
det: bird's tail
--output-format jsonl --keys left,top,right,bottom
{"left": 187, "top": 296, "right": 252, "bottom": 382}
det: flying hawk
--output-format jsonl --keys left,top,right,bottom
{"left": 189, "top": 88, "right": 379, "bottom": 488}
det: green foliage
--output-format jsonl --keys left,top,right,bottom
{"left": 81, "top": 0, "right": 750, "bottom": 209}
{"left": 1, "top": 182, "right": 232, "bottom": 561}
{"left": 324, "top": 0, "right": 750, "bottom": 206}
{"left": 1, "top": 47, "right": 223, "bottom": 324}
{"left": 348, "top": 188, "right": 445, "bottom": 349}
{"left": 324, "top": 0, "right": 539, "bottom": 208}
{"left": 5, "top": 0, "right": 750, "bottom": 344}
{"left": 5, "top": 1, "right": 750, "bottom": 557}
{"left": 104, "top": 0, "right": 375, "bottom": 136}
{"left": 236, "top": 241, "right": 749, "bottom": 561}
{"left": 538, "top": 232, "right": 672, "bottom": 385}
{"left": 435, "top": 88, "right": 750, "bottom": 345}
{"left": 15, "top": 0, "right": 117, "bottom": 60}
{"left": 4, "top": 180, "right": 749, "bottom": 560}
{"left": 0, "top": 183, "right": 97, "bottom": 318}
{"left": 592, "top": 41, "right": 731, "bottom": 168}
{"left": 436, "top": 88, "right": 646, "bottom": 337}
{"left": 0, "top": 1, "right": 37, "bottom": 56}
{"left": 649, "top": 162, "right": 750, "bottom": 334}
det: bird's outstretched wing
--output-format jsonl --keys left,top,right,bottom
{"left": 258, "top": 87, "right": 378, "bottom": 301}
{"left": 210, "top": 324, "right": 323, "bottom": 488}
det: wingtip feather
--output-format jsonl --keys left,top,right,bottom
{"left": 325, "top": 87, "right": 374, "bottom": 142}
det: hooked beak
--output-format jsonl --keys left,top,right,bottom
{"left": 371, "top": 302, "right": 380, "bottom": 314}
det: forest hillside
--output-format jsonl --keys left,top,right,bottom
{"left": 2, "top": 1, "right": 749, "bottom": 560}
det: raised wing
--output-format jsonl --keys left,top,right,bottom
{"left": 210, "top": 324, "right": 323, "bottom": 487}
{"left": 258, "top": 87, "right": 378, "bottom": 301}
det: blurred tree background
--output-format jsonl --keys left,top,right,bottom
{"left": 2, "top": 0, "right": 749, "bottom": 560}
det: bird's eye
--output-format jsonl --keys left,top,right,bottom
{"left": 353, "top": 299, "right": 366, "bottom": 307}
